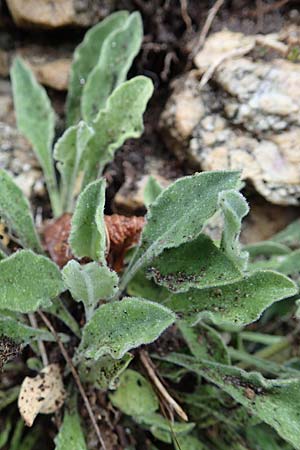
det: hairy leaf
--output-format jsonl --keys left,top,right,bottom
{"left": 164, "top": 271, "right": 297, "bottom": 327}
{"left": 219, "top": 190, "right": 249, "bottom": 270}
{"left": 136, "top": 413, "right": 194, "bottom": 443}
{"left": 144, "top": 175, "right": 163, "bottom": 208}
{"left": 0, "top": 250, "right": 64, "bottom": 313}
{"left": 273, "top": 219, "right": 300, "bottom": 247}
{"left": 82, "top": 76, "right": 153, "bottom": 186}
{"left": 0, "top": 169, "right": 42, "bottom": 253}
{"left": 54, "top": 121, "right": 94, "bottom": 212}
{"left": 245, "top": 241, "right": 291, "bottom": 257}
{"left": 82, "top": 12, "right": 143, "bottom": 122}
{"left": 79, "top": 297, "right": 176, "bottom": 359}
{"left": 163, "top": 353, "right": 300, "bottom": 449}
{"left": 179, "top": 321, "right": 230, "bottom": 364}
{"left": 66, "top": 11, "right": 129, "bottom": 126}
{"left": 62, "top": 260, "right": 118, "bottom": 319}
{"left": 69, "top": 179, "right": 106, "bottom": 261}
{"left": 147, "top": 234, "right": 242, "bottom": 293}
{"left": 79, "top": 353, "right": 132, "bottom": 390}
{"left": 174, "top": 435, "right": 207, "bottom": 450}
{"left": 54, "top": 400, "right": 87, "bottom": 450}
{"left": 121, "top": 171, "right": 240, "bottom": 289}
{"left": 0, "top": 315, "right": 58, "bottom": 345}
{"left": 109, "top": 369, "right": 159, "bottom": 416}
{"left": 10, "top": 58, "right": 60, "bottom": 216}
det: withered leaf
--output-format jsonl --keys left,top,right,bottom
{"left": 18, "top": 363, "right": 66, "bottom": 427}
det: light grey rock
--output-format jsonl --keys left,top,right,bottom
{"left": 160, "top": 29, "right": 300, "bottom": 206}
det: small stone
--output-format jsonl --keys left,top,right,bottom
{"left": 6, "top": 0, "right": 113, "bottom": 29}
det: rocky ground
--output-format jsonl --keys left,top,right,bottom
{"left": 1, "top": 0, "right": 300, "bottom": 448}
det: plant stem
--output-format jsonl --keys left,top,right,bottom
{"left": 28, "top": 313, "right": 49, "bottom": 366}
{"left": 38, "top": 311, "right": 107, "bottom": 450}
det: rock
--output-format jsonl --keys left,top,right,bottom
{"left": 17, "top": 46, "right": 72, "bottom": 91}
{"left": 113, "top": 156, "right": 172, "bottom": 215}
{"left": 6, "top": 0, "right": 113, "bottom": 29}
{"left": 160, "top": 29, "right": 300, "bottom": 206}
{"left": 0, "top": 122, "right": 44, "bottom": 199}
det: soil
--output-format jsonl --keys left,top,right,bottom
{"left": 1, "top": 1, "right": 300, "bottom": 449}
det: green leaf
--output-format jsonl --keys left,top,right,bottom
{"left": 245, "top": 241, "right": 291, "bottom": 257}
{"left": 179, "top": 321, "right": 230, "bottom": 364}
{"left": 66, "top": 11, "right": 129, "bottom": 126}
{"left": 163, "top": 353, "right": 300, "bottom": 450}
{"left": 69, "top": 179, "right": 106, "bottom": 261}
{"left": 82, "top": 11, "right": 143, "bottom": 122}
{"left": 62, "top": 260, "right": 118, "bottom": 320}
{"left": 164, "top": 271, "right": 297, "bottom": 327}
{"left": 120, "top": 171, "right": 240, "bottom": 290}
{"left": 0, "top": 169, "right": 42, "bottom": 253}
{"left": 143, "top": 175, "right": 163, "bottom": 208}
{"left": 109, "top": 369, "right": 159, "bottom": 416}
{"left": 82, "top": 76, "right": 153, "bottom": 186}
{"left": 136, "top": 413, "right": 194, "bottom": 443}
{"left": 79, "top": 297, "right": 176, "bottom": 359}
{"left": 10, "top": 57, "right": 61, "bottom": 217}
{"left": 0, "top": 416, "right": 11, "bottom": 447}
{"left": 273, "top": 219, "right": 300, "bottom": 247}
{"left": 79, "top": 353, "right": 132, "bottom": 390}
{"left": 147, "top": 234, "right": 242, "bottom": 293}
{"left": 219, "top": 190, "right": 249, "bottom": 270}
{"left": 0, "top": 386, "right": 19, "bottom": 412}
{"left": 174, "top": 435, "right": 207, "bottom": 450}
{"left": 0, "top": 250, "right": 64, "bottom": 313}
{"left": 0, "top": 315, "right": 58, "bottom": 345}
{"left": 54, "top": 400, "right": 87, "bottom": 450}
{"left": 54, "top": 121, "right": 94, "bottom": 212}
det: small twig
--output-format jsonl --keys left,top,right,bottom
{"left": 140, "top": 349, "right": 188, "bottom": 422}
{"left": 38, "top": 311, "right": 107, "bottom": 450}
{"left": 199, "top": 42, "right": 255, "bottom": 89}
{"left": 161, "top": 51, "right": 178, "bottom": 81}
{"left": 180, "top": 0, "right": 192, "bottom": 31}
{"left": 189, "top": 0, "right": 224, "bottom": 62}
{"left": 28, "top": 313, "right": 49, "bottom": 367}
{"left": 249, "top": 0, "right": 290, "bottom": 16}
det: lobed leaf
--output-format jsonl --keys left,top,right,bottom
{"left": 54, "top": 121, "right": 94, "bottom": 212}
{"left": 109, "top": 369, "right": 159, "bottom": 416}
{"left": 78, "top": 297, "right": 176, "bottom": 360}
{"left": 69, "top": 179, "right": 106, "bottom": 261}
{"left": 10, "top": 58, "right": 60, "bottom": 216}
{"left": 164, "top": 271, "right": 297, "bottom": 327}
{"left": 121, "top": 171, "right": 240, "bottom": 289}
{"left": 66, "top": 10, "right": 129, "bottom": 126}
{"left": 0, "top": 250, "right": 64, "bottom": 313}
{"left": 82, "top": 11, "right": 143, "bottom": 122}
{"left": 219, "top": 190, "right": 249, "bottom": 270}
{"left": 163, "top": 353, "right": 300, "bottom": 449}
{"left": 146, "top": 234, "right": 242, "bottom": 293}
{"left": 0, "top": 169, "right": 42, "bottom": 253}
{"left": 62, "top": 260, "right": 118, "bottom": 320}
{"left": 82, "top": 76, "right": 153, "bottom": 186}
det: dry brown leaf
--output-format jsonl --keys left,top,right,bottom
{"left": 104, "top": 214, "right": 145, "bottom": 272}
{"left": 43, "top": 213, "right": 73, "bottom": 268}
{"left": 18, "top": 363, "right": 66, "bottom": 427}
